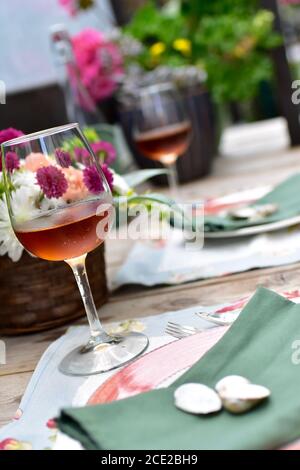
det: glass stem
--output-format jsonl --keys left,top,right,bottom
{"left": 165, "top": 160, "right": 179, "bottom": 201}
{"left": 66, "top": 254, "right": 112, "bottom": 349}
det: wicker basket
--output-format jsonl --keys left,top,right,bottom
{"left": 0, "top": 245, "right": 108, "bottom": 335}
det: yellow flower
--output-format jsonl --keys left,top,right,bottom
{"left": 232, "top": 36, "right": 256, "bottom": 59}
{"left": 173, "top": 38, "right": 192, "bottom": 56}
{"left": 150, "top": 42, "right": 166, "bottom": 57}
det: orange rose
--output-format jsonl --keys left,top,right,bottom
{"left": 24, "top": 152, "right": 51, "bottom": 172}
{"left": 62, "top": 166, "right": 89, "bottom": 202}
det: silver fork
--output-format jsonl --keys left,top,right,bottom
{"left": 165, "top": 321, "right": 202, "bottom": 339}
{"left": 195, "top": 311, "right": 238, "bottom": 326}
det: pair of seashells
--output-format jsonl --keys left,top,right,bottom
{"left": 229, "top": 203, "right": 278, "bottom": 221}
{"left": 174, "top": 375, "right": 270, "bottom": 415}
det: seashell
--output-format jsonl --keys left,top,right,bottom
{"left": 174, "top": 383, "right": 222, "bottom": 415}
{"left": 215, "top": 375, "right": 250, "bottom": 394}
{"left": 218, "top": 382, "right": 271, "bottom": 414}
{"left": 229, "top": 203, "right": 278, "bottom": 221}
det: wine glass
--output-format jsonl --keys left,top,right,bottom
{"left": 1, "top": 123, "right": 148, "bottom": 376}
{"left": 133, "top": 83, "right": 192, "bottom": 200}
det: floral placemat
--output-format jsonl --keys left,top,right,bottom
{"left": 1, "top": 289, "right": 300, "bottom": 450}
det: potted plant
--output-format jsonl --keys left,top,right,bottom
{"left": 118, "top": 0, "right": 281, "bottom": 179}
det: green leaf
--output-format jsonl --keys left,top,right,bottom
{"left": 114, "top": 193, "right": 199, "bottom": 232}
{"left": 113, "top": 192, "right": 177, "bottom": 228}
{"left": 116, "top": 193, "right": 175, "bottom": 208}
{"left": 123, "top": 169, "right": 169, "bottom": 188}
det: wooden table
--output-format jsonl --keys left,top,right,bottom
{"left": 2, "top": 146, "right": 300, "bottom": 428}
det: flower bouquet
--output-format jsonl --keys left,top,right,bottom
{"left": 0, "top": 126, "right": 170, "bottom": 335}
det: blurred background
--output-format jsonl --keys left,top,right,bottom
{"left": 1, "top": 0, "right": 300, "bottom": 184}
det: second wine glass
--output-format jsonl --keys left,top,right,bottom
{"left": 133, "top": 83, "right": 192, "bottom": 200}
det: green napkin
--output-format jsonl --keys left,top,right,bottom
{"left": 205, "top": 173, "right": 300, "bottom": 232}
{"left": 57, "top": 288, "right": 300, "bottom": 450}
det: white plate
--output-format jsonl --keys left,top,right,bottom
{"left": 205, "top": 214, "right": 300, "bottom": 239}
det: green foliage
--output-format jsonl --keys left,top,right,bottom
{"left": 124, "top": 1, "right": 189, "bottom": 70}
{"left": 124, "top": 0, "right": 282, "bottom": 103}
{"left": 180, "top": 0, "right": 258, "bottom": 18}
{"left": 194, "top": 10, "right": 281, "bottom": 102}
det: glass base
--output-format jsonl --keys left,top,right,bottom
{"left": 58, "top": 332, "right": 149, "bottom": 376}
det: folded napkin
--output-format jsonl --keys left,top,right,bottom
{"left": 57, "top": 288, "right": 300, "bottom": 450}
{"left": 205, "top": 173, "right": 300, "bottom": 232}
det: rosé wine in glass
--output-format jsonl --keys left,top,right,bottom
{"left": 133, "top": 83, "right": 192, "bottom": 199}
{"left": 135, "top": 121, "right": 191, "bottom": 165}
{"left": 15, "top": 200, "right": 108, "bottom": 262}
{"left": 1, "top": 123, "right": 148, "bottom": 376}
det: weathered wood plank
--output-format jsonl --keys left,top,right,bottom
{"left": 2, "top": 261, "right": 300, "bottom": 379}
{"left": 0, "top": 372, "right": 32, "bottom": 427}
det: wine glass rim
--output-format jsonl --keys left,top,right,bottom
{"left": 1, "top": 123, "right": 79, "bottom": 147}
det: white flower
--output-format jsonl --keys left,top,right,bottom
{"left": 0, "top": 198, "right": 23, "bottom": 262}
{"left": 11, "top": 186, "right": 41, "bottom": 225}
{"left": 40, "top": 196, "right": 65, "bottom": 211}
{"left": 0, "top": 168, "right": 68, "bottom": 262}
{"left": 0, "top": 185, "right": 43, "bottom": 262}
{"left": 12, "top": 170, "right": 38, "bottom": 189}
{"left": 12, "top": 170, "right": 65, "bottom": 211}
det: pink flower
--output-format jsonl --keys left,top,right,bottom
{"left": 83, "top": 165, "right": 104, "bottom": 194}
{"left": 0, "top": 151, "right": 20, "bottom": 173}
{"left": 58, "top": 0, "right": 94, "bottom": 16}
{"left": 70, "top": 28, "right": 124, "bottom": 104}
{"left": 36, "top": 165, "right": 68, "bottom": 199}
{"left": 101, "top": 163, "right": 114, "bottom": 191}
{"left": 55, "top": 148, "right": 71, "bottom": 168}
{"left": 91, "top": 141, "right": 116, "bottom": 164}
{"left": 62, "top": 166, "right": 89, "bottom": 202}
{"left": 58, "top": 0, "right": 78, "bottom": 15}
{"left": 24, "top": 152, "right": 51, "bottom": 172}
{"left": 0, "top": 128, "right": 24, "bottom": 146}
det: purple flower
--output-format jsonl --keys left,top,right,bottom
{"left": 36, "top": 165, "right": 68, "bottom": 199}
{"left": 55, "top": 148, "right": 71, "bottom": 168}
{"left": 91, "top": 141, "right": 116, "bottom": 164}
{"left": 1, "top": 151, "right": 20, "bottom": 173}
{"left": 0, "top": 127, "right": 24, "bottom": 160}
{"left": 0, "top": 128, "right": 24, "bottom": 146}
{"left": 83, "top": 165, "right": 103, "bottom": 194}
{"left": 101, "top": 163, "right": 114, "bottom": 191}
{"left": 74, "top": 147, "right": 91, "bottom": 165}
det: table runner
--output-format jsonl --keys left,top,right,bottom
{"left": 113, "top": 226, "right": 300, "bottom": 288}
